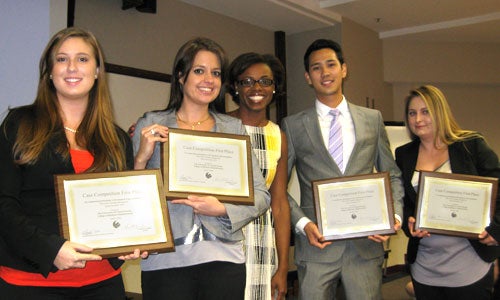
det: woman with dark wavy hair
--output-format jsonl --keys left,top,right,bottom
{"left": 132, "top": 38, "right": 270, "bottom": 300}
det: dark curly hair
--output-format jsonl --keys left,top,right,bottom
{"left": 227, "top": 52, "right": 285, "bottom": 105}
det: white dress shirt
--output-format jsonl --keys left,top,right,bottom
{"left": 295, "top": 96, "right": 355, "bottom": 234}
{"left": 316, "top": 97, "right": 355, "bottom": 174}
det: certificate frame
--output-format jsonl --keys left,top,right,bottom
{"left": 415, "top": 171, "right": 498, "bottom": 239}
{"left": 55, "top": 169, "right": 174, "bottom": 257}
{"left": 161, "top": 128, "right": 254, "bottom": 205}
{"left": 312, "top": 172, "right": 396, "bottom": 241}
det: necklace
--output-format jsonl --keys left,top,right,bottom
{"left": 230, "top": 109, "right": 267, "bottom": 127}
{"left": 64, "top": 126, "right": 78, "bottom": 133}
{"left": 176, "top": 113, "right": 212, "bottom": 130}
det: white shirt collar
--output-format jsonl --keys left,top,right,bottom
{"left": 316, "top": 96, "right": 348, "bottom": 118}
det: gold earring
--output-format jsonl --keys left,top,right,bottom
{"left": 49, "top": 74, "right": 53, "bottom": 80}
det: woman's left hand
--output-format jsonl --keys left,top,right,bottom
{"left": 172, "top": 195, "right": 227, "bottom": 216}
{"left": 408, "top": 216, "right": 430, "bottom": 238}
{"left": 271, "top": 268, "right": 288, "bottom": 300}
{"left": 479, "top": 231, "right": 499, "bottom": 246}
{"left": 118, "top": 248, "right": 149, "bottom": 260}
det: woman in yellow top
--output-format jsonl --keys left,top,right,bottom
{"left": 227, "top": 52, "right": 290, "bottom": 300}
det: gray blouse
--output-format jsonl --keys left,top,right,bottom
{"left": 411, "top": 161, "right": 491, "bottom": 286}
{"left": 132, "top": 109, "right": 270, "bottom": 271}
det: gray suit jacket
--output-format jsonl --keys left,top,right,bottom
{"left": 132, "top": 109, "right": 270, "bottom": 242}
{"left": 282, "top": 102, "right": 404, "bottom": 263}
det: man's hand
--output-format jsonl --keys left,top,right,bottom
{"left": 304, "top": 222, "right": 332, "bottom": 249}
{"left": 368, "top": 218, "right": 401, "bottom": 243}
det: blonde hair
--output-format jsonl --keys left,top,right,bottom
{"left": 404, "top": 85, "right": 481, "bottom": 147}
{"left": 12, "top": 27, "right": 127, "bottom": 171}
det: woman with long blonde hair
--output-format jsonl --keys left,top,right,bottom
{"left": 396, "top": 85, "right": 500, "bottom": 299}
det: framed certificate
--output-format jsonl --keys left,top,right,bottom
{"left": 55, "top": 169, "right": 174, "bottom": 257}
{"left": 161, "top": 128, "right": 254, "bottom": 205}
{"left": 415, "top": 171, "right": 498, "bottom": 238}
{"left": 312, "top": 172, "right": 396, "bottom": 241}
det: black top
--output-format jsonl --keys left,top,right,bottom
{"left": 395, "top": 137, "right": 500, "bottom": 264}
{"left": 0, "top": 106, "right": 133, "bottom": 277}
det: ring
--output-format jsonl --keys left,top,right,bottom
{"left": 150, "top": 129, "right": 155, "bottom": 135}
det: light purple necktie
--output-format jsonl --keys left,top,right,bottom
{"left": 328, "top": 109, "right": 343, "bottom": 170}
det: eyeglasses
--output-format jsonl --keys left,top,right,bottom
{"left": 237, "top": 78, "right": 274, "bottom": 87}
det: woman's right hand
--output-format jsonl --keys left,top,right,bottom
{"left": 171, "top": 195, "right": 227, "bottom": 217}
{"left": 134, "top": 124, "right": 169, "bottom": 169}
{"left": 408, "top": 216, "right": 430, "bottom": 238}
{"left": 53, "top": 241, "right": 102, "bottom": 270}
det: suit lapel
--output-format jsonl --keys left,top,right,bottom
{"left": 302, "top": 108, "right": 342, "bottom": 173}
{"left": 345, "top": 103, "right": 364, "bottom": 172}
{"left": 404, "top": 141, "right": 419, "bottom": 189}
{"left": 448, "top": 141, "right": 470, "bottom": 175}
{"left": 164, "top": 110, "right": 179, "bottom": 128}
{"left": 399, "top": 140, "right": 419, "bottom": 203}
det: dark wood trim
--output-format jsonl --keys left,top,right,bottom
{"left": 384, "top": 264, "right": 408, "bottom": 277}
{"left": 274, "top": 31, "right": 287, "bottom": 124}
{"left": 68, "top": 2, "right": 170, "bottom": 83}
{"left": 384, "top": 121, "right": 405, "bottom": 126}
{"left": 67, "top": 0, "right": 75, "bottom": 27}
{"left": 105, "top": 63, "right": 172, "bottom": 83}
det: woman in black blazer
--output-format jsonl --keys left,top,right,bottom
{"left": 0, "top": 27, "right": 144, "bottom": 300}
{"left": 395, "top": 85, "right": 500, "bottom": 299}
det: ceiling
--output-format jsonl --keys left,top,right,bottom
{"left": 181, "top": 0, "right": 500, "bottom": 44}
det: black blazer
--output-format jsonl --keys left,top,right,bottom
{"left": 395, "top": 138, "right": 500, "bottom": 264}
{"left": 0, "top": 106, "right": 134, "bottom": 277}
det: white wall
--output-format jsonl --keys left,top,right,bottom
{"left": 384, "top": 126, "right": 411, "bottom": 267}
{"left": 0, "top": 0, "right": 67, "bottom": 121}
{"left": 384, "top": 40, "right": 500, "bottom": 153}
{"left": 108, "top": 73, "right": 170, "bottom": 131}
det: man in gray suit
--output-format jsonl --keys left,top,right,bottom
{"left": 282, "top": 39, "right": 404, "bottom": 299}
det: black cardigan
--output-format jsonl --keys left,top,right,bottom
{"left": 0, "top": 106, "right": 134, "bottom": 277}
{"left": 395, "top": 138, "right": 500, "bottom": 264}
